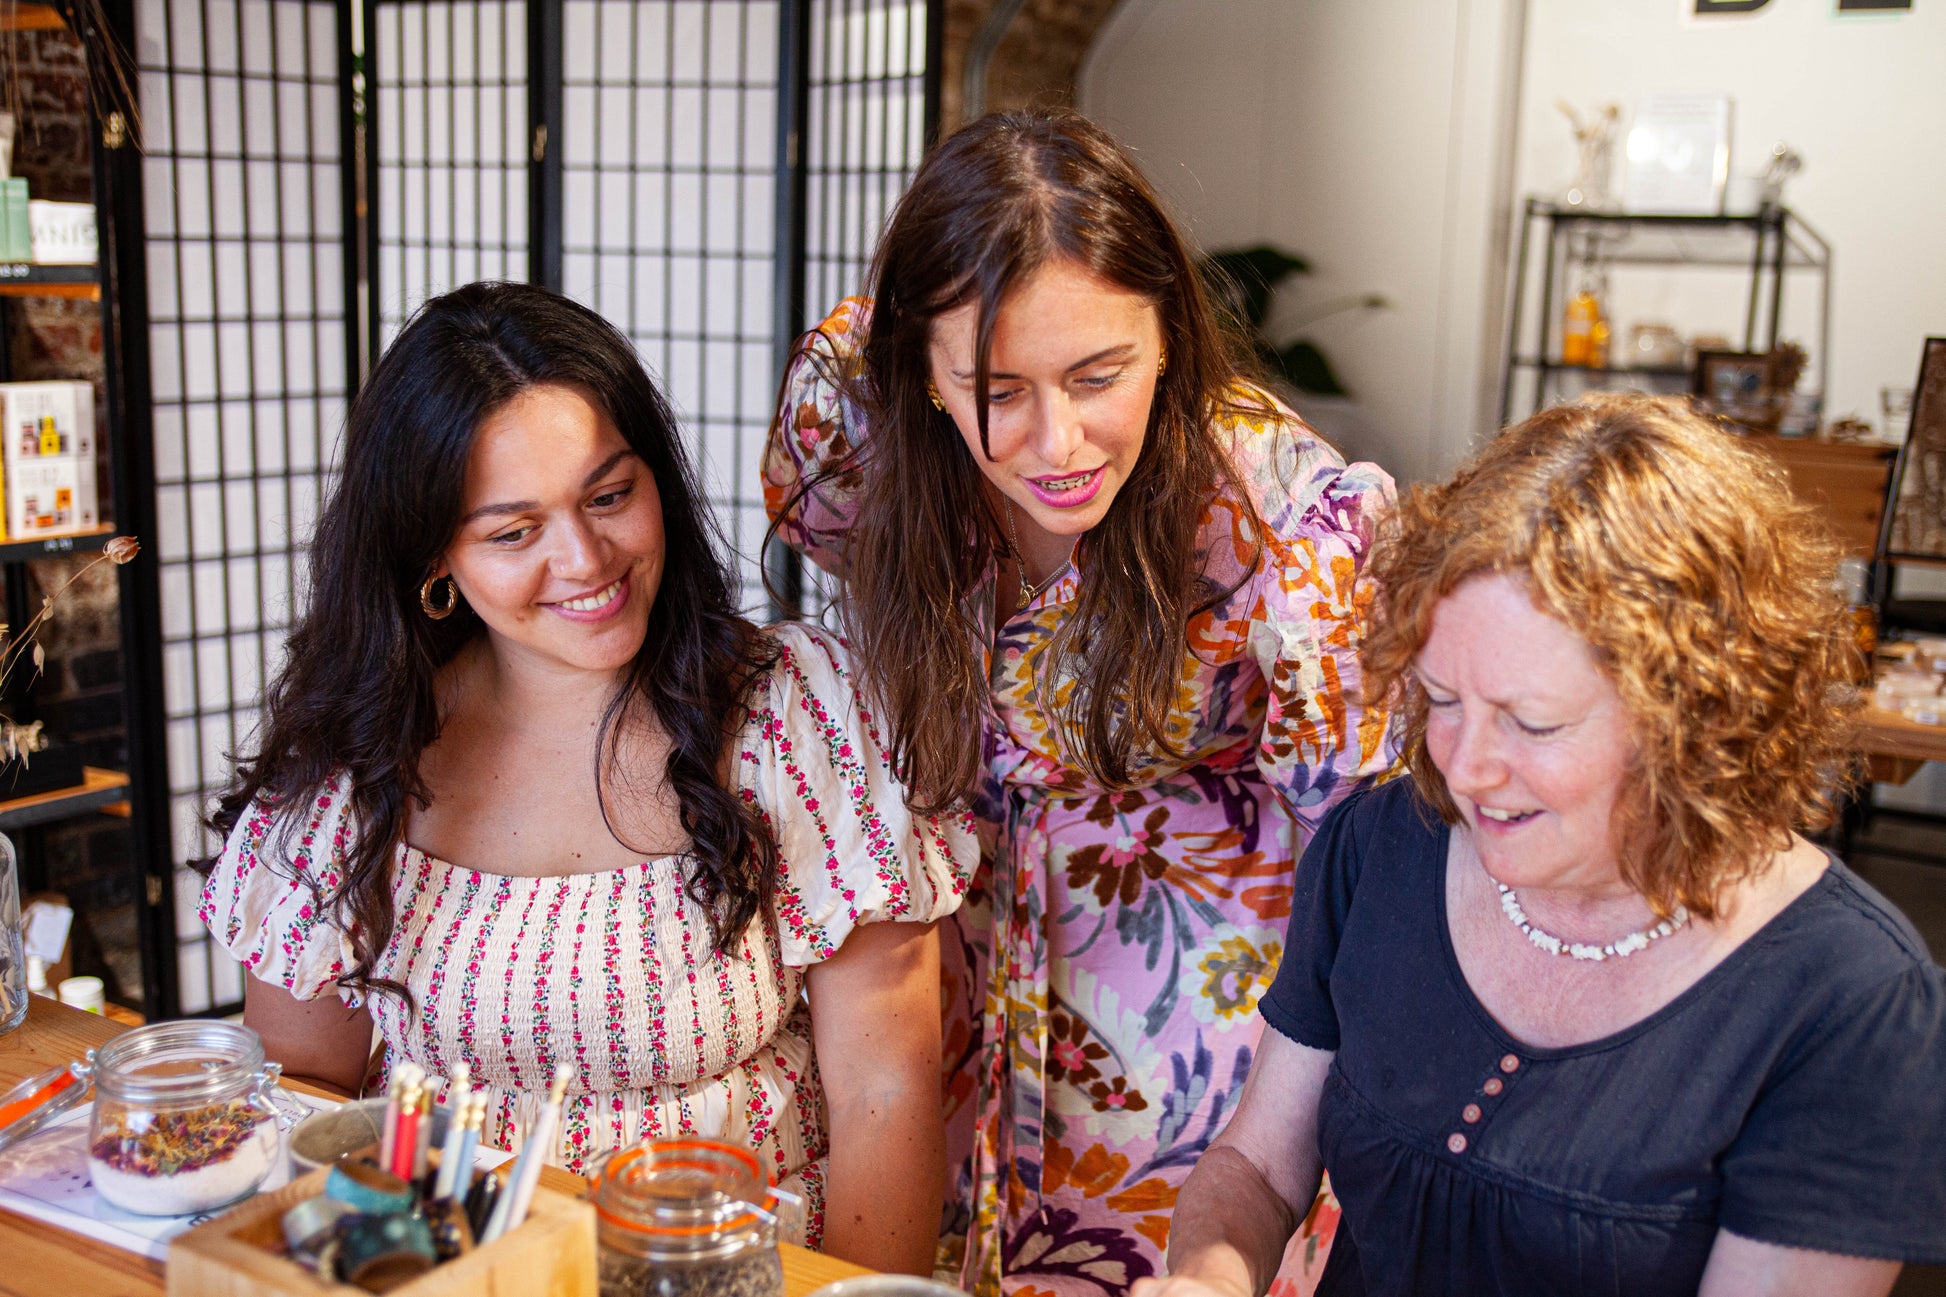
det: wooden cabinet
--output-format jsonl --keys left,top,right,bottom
{"left": 1743, "top": 434, "right": 1895, "bottom": 558}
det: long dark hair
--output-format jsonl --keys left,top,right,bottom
{"left": 214, "top": 281, "right": 778, "bottom": 1003}
{"left": 774, "top": 110, "right": 1259, "bottom": 811}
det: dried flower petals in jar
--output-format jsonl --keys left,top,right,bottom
{"left": 84, "top": 1020, "right": 300, "bottom": 1215}
{"left": 89, "top": 1099, "right": 279, "bottom": 1213}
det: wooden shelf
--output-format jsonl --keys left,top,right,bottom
{"left": 0, "top": 4, "right": 67, "bottom": 33}
{"left": 0, "top": 523, "right": 115, "bottom": 563}
{"left": 0, "top": 263, "right": 99, "bottom": 302}
{"left": 0, "top": 766, "right": 130, "bottom": 830}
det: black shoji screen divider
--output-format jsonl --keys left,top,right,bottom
{"left": 113, "top": 0, "right": 362, "bottom": 1016}
{"left": 105, "top": 0, "right": 939, "bottom": 1016}
{"left": 370, "top": 0, "right": 536, "bottom": 347}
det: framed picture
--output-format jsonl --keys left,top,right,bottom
{"left": 1881, "top": 338, "right": 1946, "bottom": 561}
{"left": 1694, "top": 350, "right": 1780, "bottom": 434}
{"left": 1622, "top": 95, "right": 1732, "bottom": 214}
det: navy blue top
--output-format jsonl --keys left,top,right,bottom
{"left": 1261, "top": 779, "right": 1946, "bottom": 1296}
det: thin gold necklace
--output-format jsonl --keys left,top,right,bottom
{"left": 1004, "top": 498, "right": 1074, "bottom": 607}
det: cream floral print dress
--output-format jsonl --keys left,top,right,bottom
{"left": 765, "top": 301, "right": 1399, "bottom": 1296}
{"left": 200, "top": 623, "right": 975, "bottom": 1244}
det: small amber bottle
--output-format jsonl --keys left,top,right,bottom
{"left": 1562, "top": 271, "right": 1609, "bottom": 368}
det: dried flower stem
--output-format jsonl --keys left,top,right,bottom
{"left": 0, "top": 535, "right": 140, "bottom": 690}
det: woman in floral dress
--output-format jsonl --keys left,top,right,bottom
{"left": 200, "top": 283, "right": 974, "bottom": 1274}
{"left": 764, "top": 113, "right": 1396, "bottom": 1296}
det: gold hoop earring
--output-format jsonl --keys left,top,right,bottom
{"left": 926, "top": 378, "right": 946, "bottom": 411}
{"left": 1157, "top": 347, "right": 1168, "bottom": 378}
{"left": 419, "top": 573, "right": 458, "bottom": 620}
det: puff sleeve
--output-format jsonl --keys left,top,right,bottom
{"left": 762, "top": 298, "right": 875, "bottom": 579}
{"left": 1242, "top": 421, "right": 1400, "bottom": 839}
{"left": 197, "top": 770, "right": 364, "bottom": 1006}
{"left": 745, "top": 622, "right": 977, "bottom": 966}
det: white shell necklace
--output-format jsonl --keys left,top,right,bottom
{"left": 1496, "top": 882, "right": 1689, "bottom": 961}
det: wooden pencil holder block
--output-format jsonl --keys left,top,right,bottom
{"left": 165, "top": 1161, "right": 596, "bottom": 1297}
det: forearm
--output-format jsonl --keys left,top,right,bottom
{"left": 820, "top": 1081, "right": 945, "bottom": 1274}
{"left": 1165, "top": 1145, "right": 1316, "bottom": 1297}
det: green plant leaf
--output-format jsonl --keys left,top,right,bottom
{"left": 1202, "top": 246, "right": 1311, "bottom": 329}
{"left": 1275, "top": 340, "right": 1348, "bottom": 397}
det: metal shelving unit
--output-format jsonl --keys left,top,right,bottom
{"left": 1499, "top": 199, "right": 1832, "bottom": 426}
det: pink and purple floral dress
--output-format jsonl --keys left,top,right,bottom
{"left": 765, "top": 301, "right": 1399, "bottom": 1295}
{"left": 200, "top": 623, "right": 976, "bottom": 1244}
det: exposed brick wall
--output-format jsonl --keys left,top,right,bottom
{"left": 4, "top": 26, "right": 136, "bottom": 1008}
{"left": 7, "top": 26, "right": 95, "bottom": 201}
{"left": 940, "top": 0, "right": 1122, "bottom": 132}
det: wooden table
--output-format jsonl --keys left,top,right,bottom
{"left": 1855, "top": 701, "right": 1946, "bottom": 786}
{"left": 0, "top": 996, "right": 870, "bottom": 1297}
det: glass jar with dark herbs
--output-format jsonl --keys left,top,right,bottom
{"left": 592, "top": 1139, "right": 794, "bottom": 1297}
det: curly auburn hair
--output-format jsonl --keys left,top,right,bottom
{"left": 1363, "top": 393, "right": 1861, "bottom": 919}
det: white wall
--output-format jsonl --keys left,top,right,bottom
{"left": 1080, "top": 0, "right": 1525, "bottom": 484}
{"left": 1082, "top": 0, "right": 1946, "bottom": 484}
{"left": 1514, "top": 0, "right": 1946, "bottom": 437}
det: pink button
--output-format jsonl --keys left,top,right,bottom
{"left": 1483, "top": 1077, "right": 1505, "bottom": 1096}
{"left": 1462, "top": 1104, "right": 1482, "bottom": 1124}
{"left": 1499, "top": 1054, "right": 1521, "bottom": 1074}
{"left": 1447, "top": 1133, "right": 1468, "bottom": 1154}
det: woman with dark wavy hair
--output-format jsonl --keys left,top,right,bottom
{"left": 765, "top": 112, "right": 1396, "bottom": 1294}
{"left": 1151, "top": 394, "right": 1946, "bottom": 1297}
{"left": 200, "top": 281, "right": 973, "bottom": 1273}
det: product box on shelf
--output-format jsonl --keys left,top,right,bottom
{"left": 1, "top": 178, "right": 27, "bottom": 263}
{"left": 26, "top": 200, "right": 98, "bottom": 266}
{"left": 0, "top": 381, "right": 97, "bottom": 538}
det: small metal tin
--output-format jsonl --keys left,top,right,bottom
{"left": 323, "top": 1160, "right": 415, "bottom": 1215}
{"left": 281, "top": 1195, "right": 351, "bottom": 1257}
{"left": 334, "top": 1210, "right": 437, "bottom": 1291}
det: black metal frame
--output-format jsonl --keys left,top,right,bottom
{"left": 93, "top": 0, "right": 175, "bottom": 1017}
{"left": 1870, "top": 337, "right": 1946, "bottom": 623}
{"left": 1499, "top": 198, "right": 1832, "bottom": 427}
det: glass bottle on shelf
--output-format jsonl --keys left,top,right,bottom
{"left": 1562, "top": 264, "right": 1610, "bottom": 369}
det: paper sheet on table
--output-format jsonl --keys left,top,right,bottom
{"left": 0, "top": 1091, "right": 513, "bottom": 1261}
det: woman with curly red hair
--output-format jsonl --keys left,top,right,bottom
{"left": 1147, "top": 393, "right": 1946, "bottom": 1296}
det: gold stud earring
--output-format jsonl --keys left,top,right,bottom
{"left": 1157, "top": 347, "right": 1168, "bottom": 378}
{"left": 419, "top": 573, "right": 458, "bottom": 620}
{"left": 926, "top": 378, "right": 946, "bottom": 411}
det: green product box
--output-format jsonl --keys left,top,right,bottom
{"left": 3, "top": 179, "right": 29, "bottom": 262}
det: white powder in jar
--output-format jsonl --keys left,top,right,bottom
{"left": 88, "top": 1117, "right": 279, "bottom": 1216}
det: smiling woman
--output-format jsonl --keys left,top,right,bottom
{"left": 765, "top": 111, "right": 1399, "bottom": 1297}
{"left": 436, "top": 386, "right": 666, "bottom": 679}
{"left": 194, "top": 282, "right": 977, "bottom": 1275}
{"left": 1149, "top": 393, "right": 1946, "bottom": 1297}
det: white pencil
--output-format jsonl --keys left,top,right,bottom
{"left": 480, "top": 1064, "right": 572, "bottom": 1243}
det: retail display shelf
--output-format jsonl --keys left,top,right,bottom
{"left": 0, "top": 523, "right": 116, "bottom": 563}
{"left": 0, "top": 766, "right": 130, "bottom": 831}
{"left": 0, "top": 3, "right": 66, "bottom": 32}
{"left": 0, "top": 263, "right": 101, "bottom": 301}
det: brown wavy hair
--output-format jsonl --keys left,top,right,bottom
{"left": 771, "top": 110, "right": 1261, "bottom": 811}
{"left": 1362, "top": 393, "right": 1860, "bottom": 919}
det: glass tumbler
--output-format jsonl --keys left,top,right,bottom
{"left": 1, "top": 833, "right": 25, "bottom": 1035}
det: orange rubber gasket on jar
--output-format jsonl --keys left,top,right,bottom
{"left": 594, "top": 1139, "right": 779, "bottom": 1236}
